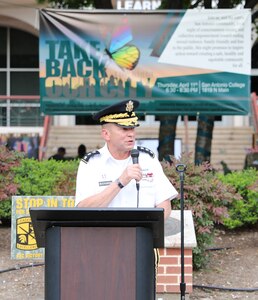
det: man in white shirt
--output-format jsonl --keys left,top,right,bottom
{"left": 75, "top": 99, "right": 178, "bottom": 219}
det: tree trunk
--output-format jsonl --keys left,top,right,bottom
{"left": 156, "top": 1, "right": 185, "bottom": 161}
{"left": 158, "top": 115, "right": 178, "bottom": 161}
{"left": 195, "top": 115, "right": 215, "bottom": 165}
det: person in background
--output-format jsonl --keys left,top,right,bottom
{"left": 48, "top": 146, "right": 66, "bottom": 161}
{"left": 77, "top": 144, "right": 87, "bottom": 159}
{"left": 75, "top": 99, "right": 178, "bottom": 219}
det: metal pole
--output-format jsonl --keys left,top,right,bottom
{"left": 176, "top": 164, "right": 187, "bottom": 300}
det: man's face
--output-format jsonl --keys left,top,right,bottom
{"left": 102, "top": 123, "right": 136, "bottom": 152}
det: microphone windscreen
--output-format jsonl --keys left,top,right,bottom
{"left": 131, "top": 149, "right": 139, "bottom": 164}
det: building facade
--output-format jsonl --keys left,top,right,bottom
{"left": 0, "top": 1, "right": 256, "bottom": 167}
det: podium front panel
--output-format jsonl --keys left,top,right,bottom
{"left": 45, "top": 226, "right": 154, "bottom": 300}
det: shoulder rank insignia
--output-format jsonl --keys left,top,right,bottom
{"left": 81, "top": 150, "right": 100, "bottom": 164}
{"left": 137, "top": 146, "right": 155, "bottom": 158}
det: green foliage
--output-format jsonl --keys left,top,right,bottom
{"left": 0, "top": 146, "right": 24, "bottom": 222}
{"left": 0, "top": 145, "right": 24, "bottom": 202}
{"left": 162, "top": 152, "right": 241, "bottom": 269}
{"left": 13, "top": 158, "right": 79, "bottom": 196}
{"left": 218, "top": 168, "right": 258, "bottom": 229}
{"left": 52, "top": 159, "right": 79, "bottom": 195}
{"left": 37, "top": 0, "right": 94, "bottom": 8}
{"left": 0, "top": 155, "right": 79, "bottom": 222}
{"left": 0, "top": 199, "right": 12, "bottom": 220}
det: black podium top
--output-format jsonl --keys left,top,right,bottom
{"left": 30, "top": 207, "right": 164, "bottom": 248}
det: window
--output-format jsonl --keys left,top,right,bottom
{"left": 0, "top": 27, "right": 43, "bottom": 127}
{"left": 0, "top": 27, "right": 7, "bottom": 68}
{"left": 10, "top": 28, "right": 38, "bottom": 68}
{"left": 11, "top": 72, "right": 39, "bottom": 95}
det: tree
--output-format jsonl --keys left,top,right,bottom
{"left": 160, "top": 0, "right": 253, "bottom": 165}
{"left": 161, "top": 0, "right": 257, "bottom": 165}
{"left": 37, "top": 0, "right": 112, "bottom": 8}
{"left": 159, "top": 0, "right": 215, "bottom": 164}
{"left": 193, "top": 0, "right": 256, "bottom": 165}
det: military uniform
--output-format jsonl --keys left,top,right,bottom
{"left": 75, "top": 144, "right": 178, "bottom": 207}
{"left": 75, "top": 99, "right": 178, "bottom": 297}
{"left": 75, "top": 99, "right": 178, "bottom": 207}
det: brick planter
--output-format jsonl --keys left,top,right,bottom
{"left": 156, "top": 210, "right": 197, "bottom": 299}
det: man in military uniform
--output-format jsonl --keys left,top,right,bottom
{"left": 75, "top": 99, "right": 178, "bottom": 219}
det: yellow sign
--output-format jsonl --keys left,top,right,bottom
{"left": 12, "top": 196, "right": 75, "bottom": 260}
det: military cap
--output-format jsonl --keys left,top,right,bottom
{"left": 93, "top": 99, "right": 140, "bottom": 128}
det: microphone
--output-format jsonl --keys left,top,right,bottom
{"left": 131, "top": 149, "right": 140, "bottom": 191}
{"left": 131, "top": 149, "right": 139, "bottom": 164}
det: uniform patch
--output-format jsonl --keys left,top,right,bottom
{"left": 142, "top": 172, "right": 154, "bottom": 182}
{"left": 137, "top": 146, "right": 155, "bottom": 158}
{"left": 99, "top": 180, "right": 112, "bottom": 187}
{"left": 81, "top": 150, "right": 100, "bottom": 164}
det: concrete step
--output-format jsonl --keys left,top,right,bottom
{"left": 45, "top": 125, "right": 253, "bottom": 171}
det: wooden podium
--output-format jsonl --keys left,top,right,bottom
{"left": 30, "top": 208, "right": 164, "bottom": 300}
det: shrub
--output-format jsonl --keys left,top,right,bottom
{"left": 162, "top": 153, "right": 242, "bottom": 269}
{"left": 13, "top": 158, "right": 79, "bottom": 196}
{"left": 218, "top": 168, "right": 258, "bottom": 229}
{"left": 52, "top": 159, "right": 79, "bottom": 195}
{"left": 0, "top": 146, "right": 24, "bottom": 222}
{"left": 0, "top": 157, "right": 79, "bottom": 221}
{"left": 0, "top": 199, "right": 12, "bottom": 225}
{"left": 0, "top": 145, "right": 23, "bottom": 201}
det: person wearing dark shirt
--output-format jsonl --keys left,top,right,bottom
{"left": 77, "top": 144, "right": 87, "bottom": 159}
{"left": 49, "top": 147, "right": 66, "bottom": 161}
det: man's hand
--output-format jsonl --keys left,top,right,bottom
{"left": 119, "top": 164, "right": 142, "bottom": 186}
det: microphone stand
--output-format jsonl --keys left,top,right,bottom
{"left": 176, "top": 164, "right": 187, "bottom": 300}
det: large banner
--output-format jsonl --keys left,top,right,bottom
{"left": 40, "top": 9, "right": 251, "bottom": 115}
